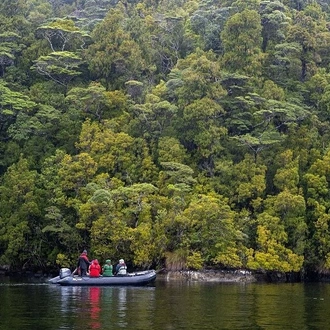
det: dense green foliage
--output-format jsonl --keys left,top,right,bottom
{"left": 2, "top": 0, "right": 330, "bottom": 275}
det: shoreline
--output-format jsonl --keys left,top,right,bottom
{"left": 157, "top": 269, "right": 316, "bottom": 283}
{"left": 1, "top": 266, "right": 329, "bottom": 283}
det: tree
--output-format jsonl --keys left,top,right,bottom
{"left": 304, "top": 150, "right": 330, "bottom": 271}
{"left": 25, "top": 0, "right": 53, "bottom": 26}
{"left": 0, "top": 81, "right": 37, "bottom": 144}
{"left": 0, "top": 157, "right": 44, "bottom": 268}
{"left": 31, "top": 51, "right": 83, "bottom": 86}
{"left": 36, "top": 18, "right": 90, "bottom": 52}
{"left": 181, "top": 97, "right": 226, "bottom": 164}
{"left": 58, "top": 152, "right": 98, "bottom": 197}
{"left": 189, "top": 3, "right": 233, "bottom": 52}
{"left": 32, "top": 18, "right": 89, "bottom": 87}
{"left": 260, "top": 0, "right": 289, "bottom": 52}
{"left": 40, "top": 150, "right": 83, "bottom": 266}
{"left": 157, "top": 137, "right": 186, "bottom": 163}
{"left": 70, "top": 0, "right": 115, "bottom": 31}
{"left": 169, "top": 49, "right": 224, "bottom": 104}
{"left": 66, "top": 81, "right": 128, "bottom": 121}
{"left": 0, "top": 32, "right": 24, "bottom": 76}
{"left": 305, "top": 68, "right": 330, "bottom": 110}
{"left": 149, "top": 15, "right": 194, "bottom": 75}
{"left": 85, "top": 9, "right": 146, "bottom": 87}
{"left": 128, "top": 92, "right": 178, "bottom": 146}
{"left": 229, "top": 154, "right": 267, "bottom": 209}
{"left": 76, "top": 120, "right": 158, "bottom": 183}
{"left": 230, "top": 94, "right": 310, "bottom": 160}
{"left": 247, "top": 210, "right": 304, "bottom": 272}
{"left": 80, "top": 183, "right": 159, "bottom": 266}
{"left": 169, "top": 194, "right": 242, "bottom": 269}
{"left": 221, "top": 9, "right": 264, "bottom": 77}
{"left": 286, "top": 3, "right": 330, "bottom": 82}
{"left": 0, "top": 0, "right": 27, "bottom": 16}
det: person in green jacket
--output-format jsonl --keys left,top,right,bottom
{"left": 102, "top": 259, "right": 113, "bottom": 277}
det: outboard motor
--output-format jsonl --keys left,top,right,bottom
{"left": 60, "top": 268, "right": 72, "bottom": 279}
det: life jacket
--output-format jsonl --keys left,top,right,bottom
{"left": 102, "top": 264, "right": 113, "bottom": 277}
{"left": 89, "top": 260, "right": 101, "bottom": 277}
{"left": 77, "top": 253, "right": 90, "bottom": 270}
{"left": 117, "top": 264, "right": 127, "bottom": 275}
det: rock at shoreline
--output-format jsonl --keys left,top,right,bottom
{"left": 161, "top": 269, "right": 257, "bottom": 283}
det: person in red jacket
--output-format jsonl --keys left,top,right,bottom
{"left": 89, "top": 259, "right": 101, "bottom": 277}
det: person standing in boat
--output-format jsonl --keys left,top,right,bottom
{"left": 102, "top": 259, "right": 113, "bottom": 276}
{"left": 77, "top": 250, "right": 91, "bottom": 276}
{"left": 115, "top": 258, "right": 127, "bottom": 275}
{"left": 89, "top": 259, "right": 101, "bottom": 277}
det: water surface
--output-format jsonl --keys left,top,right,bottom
{"left": 0, "top": 277, "right": 329, "bottom": 330}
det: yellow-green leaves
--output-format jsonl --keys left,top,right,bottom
{"left": 248, "top": 213, "right": 304, "bottom": 272}
{"left": 58, "top": 153, "right": 98, "bottom": 194}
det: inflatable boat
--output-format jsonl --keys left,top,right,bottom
{"left": 49, "top": 268, "right": 156, "bottom": 286}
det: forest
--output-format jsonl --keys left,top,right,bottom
{"left": 2, "top": 0, "right": 330, "bottom": 276}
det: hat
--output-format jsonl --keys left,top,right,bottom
{"left": 119, "top": 259, "right": 124, "bottom": 263}
{"left": 106, "top": 259, "right": 111, "bottom": 263}
{"left": 83, "top": 250, "right": 87, "bottom": 254}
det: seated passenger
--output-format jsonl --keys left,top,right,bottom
{"left": 115, "top": 258, "right": 127, "bottom": 275}
{"left": 89, "top": 259, "right": 101, "bottom": 277}
{"left": 102, "top": 259, "right": 113, "bottom": 277}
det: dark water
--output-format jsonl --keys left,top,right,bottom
{"left": 1, "top": 276, "right": 330, "bottom": 330}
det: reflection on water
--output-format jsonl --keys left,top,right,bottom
{"left": 117, "top": 287, "right": 128, "bottom": 327}
{"left": 1, "top": 279, "right": 330, "bottom": 330}
{"left": 51, "top": 284, "right": 156, "bottom": 330}
{"left": 89, "top": 287, "right": 101, "bottom": 329}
